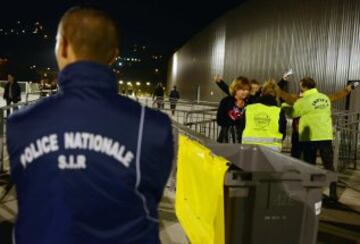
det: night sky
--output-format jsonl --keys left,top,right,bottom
{"left": 0, "top": 0, "right": 243, "bottom": 79}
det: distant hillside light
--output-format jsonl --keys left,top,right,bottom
{"left": 136, "top": 82, "right": 141, "bottom": 86}
{"left": 127, "top": 82, "right": 132, "bottom": 86}
{"left": 119, "top": 80, "right": 124, "bottom": 84}
{"left": 146, "top": 82, "right": 151, "bottom": 86}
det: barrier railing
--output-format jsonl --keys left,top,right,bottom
{"left": 1, "top": 95, "right": 358, "bottom": 174}
{"left": 333, "top": 111, "right": 360, "bottom": 172}
{"left": 0, "top": 100, "right": 39, "bottom": 173}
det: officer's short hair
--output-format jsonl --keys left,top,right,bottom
{"left": 58, "top": 6, "right": 119, "bottom": 64}
{"left": 229, "top": 76, "right": 251, "bottom": 96}
{"left": 300, "top": 77, "right": 316, "bottom": 89}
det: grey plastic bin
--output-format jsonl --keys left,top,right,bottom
{"left": 206, "top": 144, "right": 336, "bottom": 244}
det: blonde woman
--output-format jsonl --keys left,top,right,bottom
{"left": 240, "top": 79, "right": 287, "bottom": 151}
{"left": 216, "top": 76, "right": 251, "bottom": 143}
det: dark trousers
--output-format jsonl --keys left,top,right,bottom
{"left": 291, "top": 132, "right": 303, "bottom": 159}
{"left": 170, "top": 102, "right": 176, "bottom": 115}
{"left": 154, "top": 97, "right": 164, "bottom": 109}
{"left": 302, "top": 140, "right": 337, "bottom": 199}
{"left": 302, "top": 140, "right": 334, "bottom": 171}
{"left": 5, "top": 99, "right": 18, "bottom": 117}
{"left": 217, "top": 126, "right": 242, "bottom": 143}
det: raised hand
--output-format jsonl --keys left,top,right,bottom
{"left": 213, "top": 74, "right": 223, "bottom": 83}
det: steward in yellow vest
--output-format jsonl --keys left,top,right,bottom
{"left": 241, "top": 80, "right": 287, "bottom": 151}
{"left": 291, "top": 77, "right": 337, "bottom": 201}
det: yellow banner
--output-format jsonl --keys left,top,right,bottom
{"left": 175, "top": 135, "right": 229, "bottom": 244}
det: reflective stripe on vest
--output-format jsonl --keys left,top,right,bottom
{"left": 242, "top": 137, "right": 282, "bottom": 144}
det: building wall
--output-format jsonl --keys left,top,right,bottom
{"left": 168, "top": 0, "right": 360, "bottom": 109}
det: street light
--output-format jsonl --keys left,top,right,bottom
{"left": 136, "top": 82, "right": 141, "bottom": 86}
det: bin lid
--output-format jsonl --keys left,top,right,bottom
{"left": 206, "top": 144, "right": 336, "bottom": 184}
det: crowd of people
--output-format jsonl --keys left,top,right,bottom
{"left": 152, "top": 83, "right": 180, "bottom": 114}
{"left": 214, "top": 71, "right": 359, "bottom": 201}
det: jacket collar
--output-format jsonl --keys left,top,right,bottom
{"left": 303, "top": 88, "right": 318, "bottom": 97}
{"left": 58, "top": 61, "right": 117, "bottom": 92}
{"left": 256, "top": 95, "right": 278, "bottom": 106}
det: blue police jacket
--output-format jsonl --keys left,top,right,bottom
{"left": 6, "top": 61, "right": 174, "bottom": 244}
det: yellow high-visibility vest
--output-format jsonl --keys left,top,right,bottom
{"left": 242, "top": 103, "right": 283, "bottom": 151}
{"left": 291, "top": 88, "right": 333, "bottom": 141}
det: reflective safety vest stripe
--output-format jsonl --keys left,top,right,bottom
{"left": 241, "top": 137, "right": 282, "bottom": 143}
{"left": 242, "top": 103, "right": 283, "bottom": 151}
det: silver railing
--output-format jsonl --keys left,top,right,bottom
{"left": 1, "top": 95, "right": 358, "bottom": 174}
{"left": 333, "top": 111, "right": 360, "bottom": 171}
{"left": 0, "top": 100, "right": 39, "bottom": 172}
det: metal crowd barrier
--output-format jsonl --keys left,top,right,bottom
{"left": 0, "top": 100, "right": 39, "bottom": 173}
{"left": 166, "top": 103, "right": 360, "bottom": 173}
{"left": 333, "top": 111, "right": 360, "bottom": 172}
{"left": 25, "top": 89, "right": 58, "bottom": 103}
{"left": 1, "top": 95, "right": 358, "bottom": 174}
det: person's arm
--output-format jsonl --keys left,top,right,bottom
{"left": 3, "top": 85, "right": 7, "bottom": 100}
{"left": 214, "top": 74, "right": 230, "bottom": 96}
{"left": 16, "top": 83, "right": 21, "bottom": 101}
{"left": 277, "top": 78, "right": 288, "bottom": 91}
{"left": 290, "top": 100, "right": 302, "bottom": 118}
{"left": 276, "top": 70, "right": 298, "bottom": 104}
{"left": 277, "top": 89, "right": 299, "bottom": 105}
{"left": 216, "top": 98, "right": 228, "bottom": 126}
{"left": 328, "top": 85, "right": 351, "bottom": 102}
{"left": 216, "top": 80, "right": 230, "bottom": 95}
{"left": 238, "top": 110, "right": 246, "bottom": 143}
{"left": 279, "top": 110, "right": 287, "bottom": 140}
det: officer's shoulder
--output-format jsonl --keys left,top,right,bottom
{"left": 117, "top": 95, "right": 171, "bottom": 125}
{"left": 144, "top": 106, "right": 171, "bottom": 126}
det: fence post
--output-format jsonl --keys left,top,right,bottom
{"left": 355, "top": 113, "right": 360, "bottom": 170}
{"left": 333, "top": 130, "right": 341, "bottom": 172}
{"left": 0, "top": 109, "right": 4, "bottom": 173}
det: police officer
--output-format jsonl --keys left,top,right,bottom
{"left": 6, "top": 6, "right": 174, "bottom": 244}
{"left": 291, "top": 77, "right": 337, "bottom": 200}
{"left": 241, "top": 80, "right": 287, "bottom": 151}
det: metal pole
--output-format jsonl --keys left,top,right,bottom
{"left": 333, "top": 130, "right": 341, "bottom": 172}
{"left": 0, "top": 109, "right": 4, "bottom": 173}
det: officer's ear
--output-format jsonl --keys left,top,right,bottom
{"left": 107, "top": 48, "right": 119, "bottom": 65}
{"left": 60, "top": 36, "right": 69, "bottom": 59}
